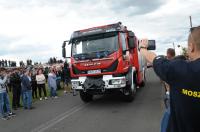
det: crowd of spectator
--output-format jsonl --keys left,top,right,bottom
{"left": 48, "top": 57, "right": 63, "bottom": 64}
{"left": 0, "top": 61, "right": 71, "bottom": 120}
{"left": 1, "top": 58, "right": 63, "bottom": 68}
{"left": 0, "top": 59, "right": 17, "bottom": 67}
{"left": 19, "top": 59, "right": 34, "bottom": 67}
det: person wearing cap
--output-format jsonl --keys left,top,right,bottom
{"left": 139, "top": 26, "right": 200, "bottom": 132}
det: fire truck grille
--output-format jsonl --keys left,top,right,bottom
{"left": 72, "top": 60, "right": 118, "bottom": 75}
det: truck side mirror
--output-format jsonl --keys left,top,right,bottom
{"left": 62, "top": 41, "right": 67, "bottom": 58}
{"left": 128, "top": 31, "right": 135, "bottom": 49}
{"left": 147, "top": 40, "right": 156, "bottom": 50}
{"left": 128, "top": 37, "right": 135, "bottom": 49}
{"left": 62, "top": 48, "right": 66, "bottom": 58}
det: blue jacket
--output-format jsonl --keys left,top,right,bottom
{"left": 153, "top": 56, "right": 200, "bottom": 132}
{"left": 48, "top": 73, "right": 57, "bottom": 90}
{"left": 21, "top": 75, "right": 31, "bottom": 91}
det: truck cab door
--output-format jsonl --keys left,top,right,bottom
{"left": 120, "top": 33, "right": 130, "bottom": 68}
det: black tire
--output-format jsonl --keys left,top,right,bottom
{"left": 124, "top": 84, "right": 137, "bottom": 102}
{"left": 80, "top": 91, "right": 93, "bottom": 103}
{"left": 124, "top": 71, "right": 137, "bottom": 102}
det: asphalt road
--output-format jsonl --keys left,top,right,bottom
{"left": 0, "top": 69, "right": 164, "bottom": 132}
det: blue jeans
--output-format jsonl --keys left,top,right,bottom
{"left": 50, "top": 87, "right": 57, "bottom": 97}
{"left": 22, "top": 90, "right": 32, "bottom": 109}
{"left": 0, "top": 92, "right": 11, "bottom": 117}
{"left": 161, "top": 107, "right": 170, "bottom": 132}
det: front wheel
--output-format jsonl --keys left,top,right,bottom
{"left": 123, "top": 83, "right": 137, "bottom": 102}
{"left": 124, "top": 69, "right": 137, "bottom": 102}
{"left": 80, "top": 91, "right": 93, "bottom": 103}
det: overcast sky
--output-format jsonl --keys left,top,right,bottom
{"left": 0, "top": 0, "right": 200, "bottom": 63}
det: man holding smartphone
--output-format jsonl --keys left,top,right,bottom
{"left": 139, "top": 26, "right": 200, "bottom": 132}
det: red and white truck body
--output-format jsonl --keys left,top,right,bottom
{"left": 62, "top": 22, "right": 155, "bottom": 102}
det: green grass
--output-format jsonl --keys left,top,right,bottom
{"left": 7, "top": 82, "right": 69, "bottom": 108}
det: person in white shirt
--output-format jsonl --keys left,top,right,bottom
{"left": 36, "top": 69, "right": 47, "bottom": 100}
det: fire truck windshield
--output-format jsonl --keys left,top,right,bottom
{"left": 71, "top": 32, "right": 118, "bottom": 60}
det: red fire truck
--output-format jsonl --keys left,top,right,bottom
{"left": 62, "top": 22, "right": 155, "bottom": 102}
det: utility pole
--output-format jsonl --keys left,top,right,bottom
{"left": 173, "top": 42, "right": 175, "bottom": 50}
{"left": 173, "top": 42, "right": 176, "bottom": 55}
{"left": 189, "top": 16, "right": 193, "bottom": 28}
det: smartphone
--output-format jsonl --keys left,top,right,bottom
{"left": 148, "top": 40, "right": 156, "bottom": 50}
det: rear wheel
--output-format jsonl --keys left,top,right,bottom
{"left": 80, "top": 91, "right": 93, "bottom": 103}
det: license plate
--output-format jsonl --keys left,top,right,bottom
{"left": 87, "top": 69, "right": 101, "bottom": 74}
{"left": 114, "top": 85, "right": 121, "bottom": 88}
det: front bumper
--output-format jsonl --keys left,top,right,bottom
{"left": 71, "top": 75, "right": 126, "bottom": 90}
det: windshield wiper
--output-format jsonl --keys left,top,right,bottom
{"left": 73, "top": 50, "right": 115, "bottom": 61}
{"left": 88, "top": 50, "right": 115, "bottom": 58}
{"left": 73, "top": 53, "right": 91, "bottom": 60}
{"left": 89, "top": 50, "right": 113, "bottom": 54}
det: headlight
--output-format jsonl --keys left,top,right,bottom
{"left": 111, "top": 79, "right": 126, "bottom": 85}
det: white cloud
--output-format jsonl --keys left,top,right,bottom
{"left": 0, "top": 0, "right": 199, "bottom": 63}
